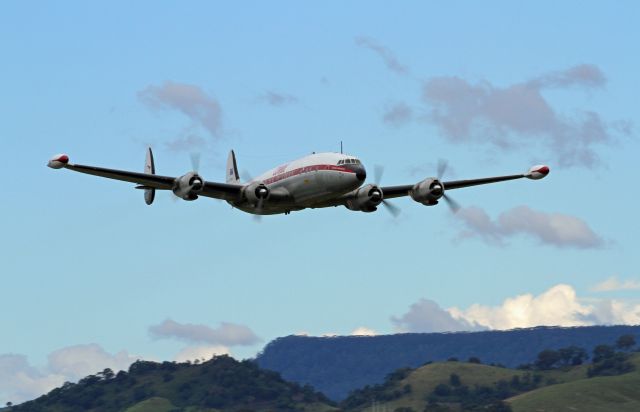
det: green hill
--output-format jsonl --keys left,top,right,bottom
{"left": 508, "top": 353, "right": 640, "bottom": 412}
{"left": 341, "top": 353, "right": 640, "bottom": 412}
{"left": 11, "top": 355, "right": 337, "bottom": 412}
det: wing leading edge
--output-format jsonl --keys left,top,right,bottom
{"left": 380, "top": 165, "right": 549, "bottom": 200}
{"left": 47, "top": 153, "right": 243, "bottom": 202}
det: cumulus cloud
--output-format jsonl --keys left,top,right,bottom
{"left": 452, "top": 284, "right": 640, "bottom": 329}
{"left": 350, "top": 327, "right": 377, "bottom": 336}
{"left": 174, "top": 345, "right": 230, "bottom": 363}
{"left": 383, "top": 102, "right": 413, "bottom": 126}
{"left": 149, "top": 318, "right": 260, "bottom": 347}
{"left": 422, "top": 65, "right": 625, "bottom": 168}
{"left": 47, "top": 344, "right": 137, "bottom": 382}
{"left": 451, "top": 285, "right": 595, "bottom": 330}
{"left": 455, "top": 205, "right": 604, "bottom": 249}
{"left": 391, "top": 298, "right": 485, "bottom": 333}
{"left": 138, "top": 81, "right": 223, "bottom": 151}
{"left": 394, "top": 284, "right": 640, "bottom": 334}
{"left": 0, "top": 344, "right": 137, "bottom": 405}
{"left": 355, "top": 36, "right": 408, "bottom": 75}
{"left": 260, "top": 91, "right": 299, "bottom": 107}
{"left": 591, "top": 276, "right": 640, "bottom": 292}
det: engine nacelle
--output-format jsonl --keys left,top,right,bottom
{"left": 345, "top": 184, "right": 383, "bottom": 213}
{"left": 172, "top": 172, "right": 204, "bottom": 201}
{"left": 410, "top": 178, "right": 444, "bottom": 206}
{"left": 243, "top": 182, "right": 270, "bottom": 205}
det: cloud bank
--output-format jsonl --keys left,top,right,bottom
{"left": 455, "top": 205, "right": 604, "bottom": 249}
{"left": 393, "top": 284, "right": 640, "bottom": 334}
{"left": 421, "top": 64, "right": 624, "bottom": 168}
{"left": 148, "top": 318, "right": 260, "bottom": 347}
{"left": 0, "top": 344, "right": 138, "bottom": 405}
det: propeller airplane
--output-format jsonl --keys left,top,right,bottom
{"left": 47, "top": 149, "right": 549, "bottom": 217}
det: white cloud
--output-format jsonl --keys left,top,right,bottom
{"left": 148, "top": 318, "right": 260, "bottom": 346}
{"left": 350, "top": 327, "right": 377, "bottom": 336}
{"left": 452, "top": 284, "right": 595, "bottom": 329}
{"left": 455, "top": 205, "right": 604, "bottom": 249}
{"left": 174, "top": 345, "right": 230, "bottom": 363}
{"left": 47, "top": 344, "right": 137, "bottom": 382}
{"left": 394, "top": 284, "right": 640, "bottom": 334}
{"left": 0, "top": 344, "right": 138, "bottom": 405}
{"left": 591, "top": 276, "right": 640, "bottom": 292}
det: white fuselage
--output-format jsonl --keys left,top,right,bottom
{"left": 231, "top": 152, "right": 366, "bottom": 215}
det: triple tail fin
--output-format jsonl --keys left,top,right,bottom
{"left": 226, "top": 150, "right": 240, "bottom": 184}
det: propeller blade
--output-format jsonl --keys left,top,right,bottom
{"left": 374, "top": 164, "right": 384, "bottom": 184}
{"left": 437, "top": 159, "right": 448, "bottom": 180}
{"left": 253, "top": 197, "right": 265, "bottom": 223}
{"left": 442, "top": 194, "right": 461, "bottom": 213}
{"left": 382, "top": 200, "right": 401, "bottom": 218}
{"left": 190, "top": 152, "right": 201, "bottom": 172}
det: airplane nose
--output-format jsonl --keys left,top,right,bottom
{"left": 356, "top": 166, "right": 366, "bottom": 181}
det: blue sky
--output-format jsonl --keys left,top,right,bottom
{"left": 1, "top": 0, "right": 639, "bottom": 403}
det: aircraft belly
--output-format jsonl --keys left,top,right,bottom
{"left": 229, "top": 170, "right": 359, "bottom": 215}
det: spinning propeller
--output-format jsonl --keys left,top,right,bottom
{"left": 373, "top": 165, "right": 401, "bottom": 217}
{"left": 436, "top": 159, "right": 460, "bottom": 213}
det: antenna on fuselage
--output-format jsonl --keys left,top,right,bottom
{"left": 340, "top": 141, "right": 343, "bottom": 154}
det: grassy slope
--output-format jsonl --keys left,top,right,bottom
{"left": 508, "top": 353, "right": 640, "bottom": 412}
{"left": 358, "top": 354, "right": 640, "bottom": 412}
{"left": 124, "top": 397, "right": 179, "bottom": 412}
{"left": 360, "top": 361, "right": 529, "bottom": 412}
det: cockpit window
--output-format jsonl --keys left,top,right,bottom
{"left": 354, "top": 159, "right": 360, "bottom": 164}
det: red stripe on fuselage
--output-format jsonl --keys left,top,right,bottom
{"left": 262, "top": 164, "right": 355, "bottom": 185}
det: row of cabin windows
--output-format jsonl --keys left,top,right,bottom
{"left": 338, "top": 158, "right": 361, "bottom": 165}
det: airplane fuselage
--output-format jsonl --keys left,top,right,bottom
{"left": 232, "top": 152, "right": 366, "bottom": 215}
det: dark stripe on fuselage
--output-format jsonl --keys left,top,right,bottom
{"left": 262, "top": 164, "right": 355, "bottom": 185}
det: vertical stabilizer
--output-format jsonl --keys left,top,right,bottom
{"left": 226, "top": 150, "right": 240, "bottom": 184}
{"left": 144, "top": 147, "right": 156, "bottom": 205}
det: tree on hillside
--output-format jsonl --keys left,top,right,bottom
{"left": 534, "top": 349, "right": 561, "bottom": 370}
{"left": 588, "top": 343, "right": 635, "bottom": 378}
{"left": 468, "top": 357, "right": 482, "bottom": 364}
{"left": 592, "top": 345, "right": 615, "bottom": 363}
{"left": 558, "top": 346, "right": 588, "bottom": 366}
{"left": 616, "top": 334, "right": 636, "bottom": 351}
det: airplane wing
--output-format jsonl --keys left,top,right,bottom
{"left": 48, "top": 154, "right": 243, "bottom": 202}
{"left": 381, "top": 165, "right": 550, "bottom": 200}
